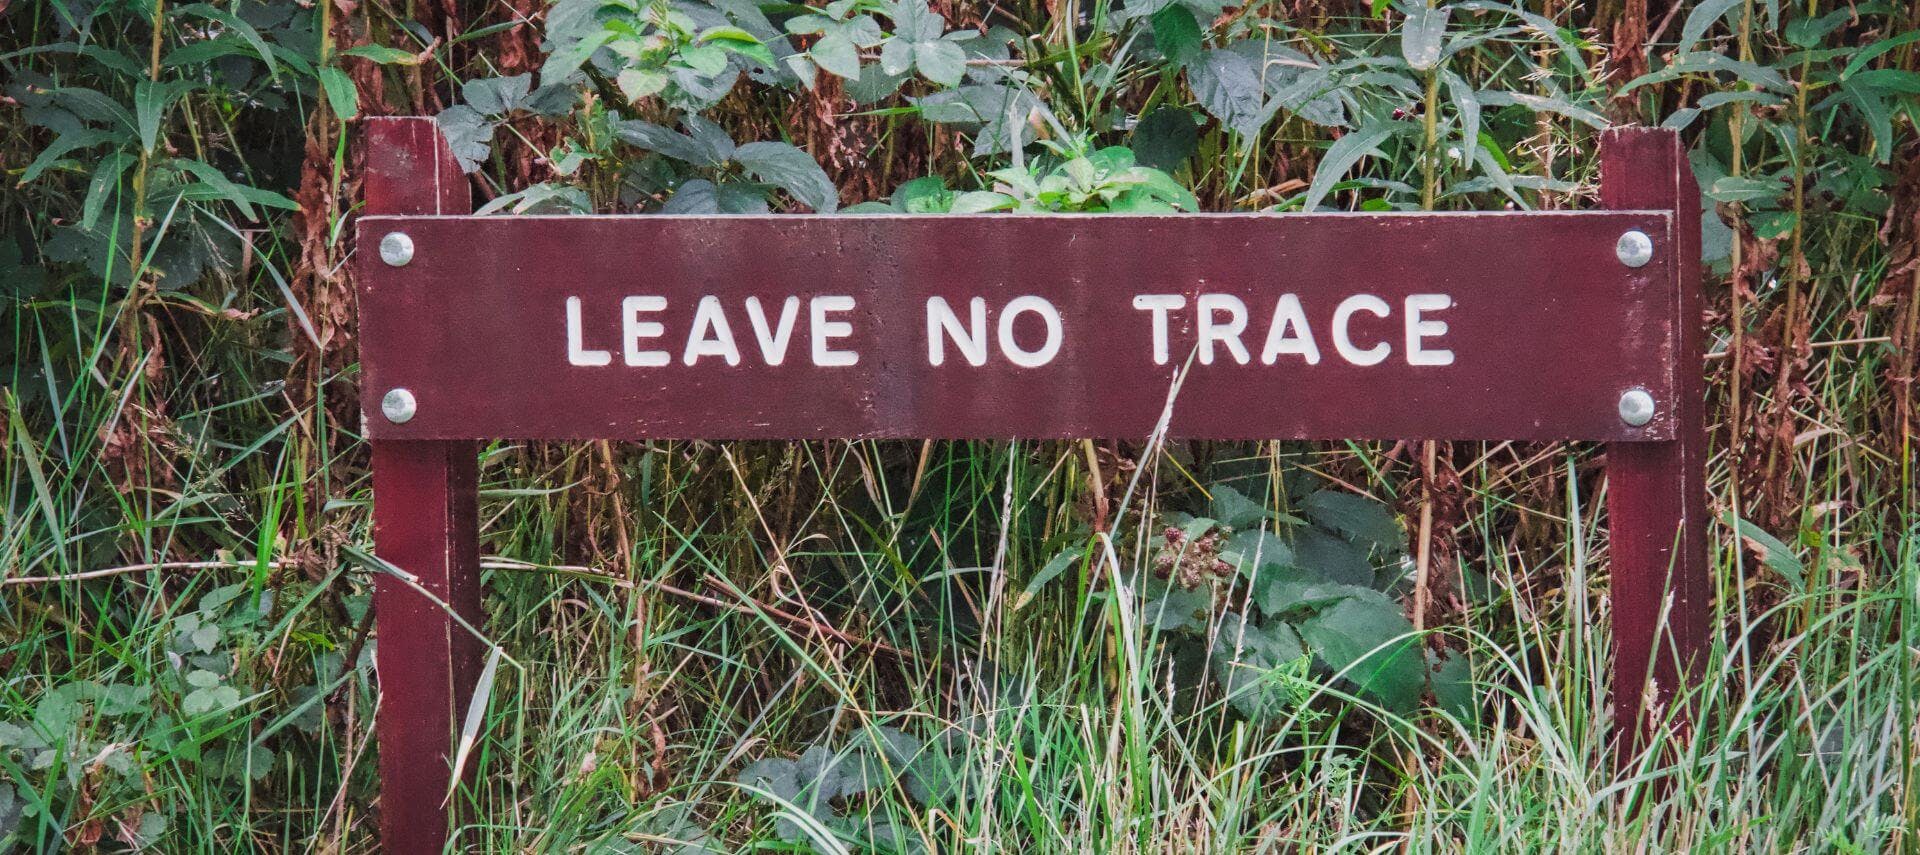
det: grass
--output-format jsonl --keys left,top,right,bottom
{"left": 4, "top": 0, "right": 1919, "bottom": 850}
{"left": 2, "top": 412, "right": 1914, "bottom": 850}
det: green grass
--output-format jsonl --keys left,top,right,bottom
{"left": 3, "top": 418, "right": 1914, "bottom": 850}
{"left": 4, "top": 0, "right": 1919, "bottom": 849}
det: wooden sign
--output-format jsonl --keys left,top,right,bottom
{"left": 359, "top": 212, "right": 1680, "bottom": 442}
{"left": 357, "top": 118, "right": 1708, "bottom": 853}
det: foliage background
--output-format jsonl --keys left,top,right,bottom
{"left": 2, "top": 0, "right": 1917, "bottom": 849}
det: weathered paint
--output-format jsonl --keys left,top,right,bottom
{"left": 360, "top": 120, "right": 1710, "bottom": 852}
{"left": 365, "top": 116, "right": 484, "bottom": 855}
{"left": 358, "top": 211, "right": 1679, "bottom": 442}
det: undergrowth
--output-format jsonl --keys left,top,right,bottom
{"left": 3, "top": 0, "right": 1918, "bottom": 850}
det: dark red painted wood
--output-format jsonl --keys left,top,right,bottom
{"left": 358, "top": 212, "right": 1678, "bottom": 443}
{"left": 1600, "top": 128, "right": 1711, "bottom": 742}
{"left": 365, "top": 116, "right": 483, "bottom": 855}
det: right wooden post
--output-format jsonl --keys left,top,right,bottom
{"left": 1599, "top": 127, "right": 1711, "bottom": 744}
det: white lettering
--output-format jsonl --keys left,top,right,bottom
{"left": 1403, "top": 294, "right": 1454, "bottom": 366}
{"left": 567, "top": 296, "right": 612, "bottom": 366}
{"left": 1332, "top": 294, "right": 1391, "bottom": 366}
{"left": 810, "top": 295, "right": 859, "bottom": 367}
{"left": 744, "top": 296, "right": 799, "bottom": 365}
{"left": 1196, "top": 293, "right": 1251, "bottom": 365}
{"left": 622, "top": 295, "right": 669, "bottom": 367}
{"left": 1260, "top": 294, "right": 1321, "bottom": 365}
{"left": 1132, "top": 294, "right": 1187, "bottom": 365}
{"left": 998, "top": 295, "right": 1063, "bottom": 368}
{"left": 927, "top": 296, "right": 988, "bottom": 366}
{"left": 682, "top": 295, "right": 741, "bottom": 366}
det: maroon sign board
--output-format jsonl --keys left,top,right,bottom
{"left": 359, "top": 117, "right": 1708, "bottom": 852}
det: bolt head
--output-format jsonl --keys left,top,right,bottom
{"left": 1615, "top": 229, "right": 1653, "bottom": 268}
{"left": 379, "top": 231, "right": 414, "bottom": 267}
{"left": 1618, "top": 387, "right": 1655, "bottom": 427}
{"left": 381, "top": 388, "right": 418, "bottom": 424}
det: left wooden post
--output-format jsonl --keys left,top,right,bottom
{"left": 362, "top": 116, "right": 483, "bottom": 854}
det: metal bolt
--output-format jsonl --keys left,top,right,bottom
{"left": 379, "top": 231, "right": 414, "bottom": 267}
{"left": 1618, "top": 387, "right": 1655, "bottom": 427}
{"left": 1615, "top": 229, "right": 1653, "bottom": 268}
{"left": 381, "top": 388, "right": 418, "bottom": 424}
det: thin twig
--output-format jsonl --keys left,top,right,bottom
{"left": 4, "top": 560, "right": 286, "bottom": 585}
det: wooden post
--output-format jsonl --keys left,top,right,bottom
{"left": 1599, "top": 127, "right": 1711, "bottom": 743}
{"left": 363, "top": 117, "right": 483, "bottom": 853}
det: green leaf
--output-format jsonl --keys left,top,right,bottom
{"left": 1707, "top": 175, "right": 1782, "bottom": 203}
{"left": 949, "top": 190, "right": 1014, "bottom": 212}
{"left": 1292, "top": 528, "right": 1375, "bottom": 586}
{"left": 1016, "top": 548, "right": 1082, "bottom": 609}
{"left": 1130, "top": 107, "right": 1198, "bottom": 172}
{"left": 1676, "top": 0, "right": 1742, "bottom": 55}
{"left": 339, "top": 44, "right": 419, "bottom": 64}
{"left": 82, "top": 151, "right": 135, "bottom": 231}
{"left": 1474, "top": 89, "right": 1608, "bottom": 129}
{"left": 463, "top": 74, "right": 533, "bottom": 115}
{"left": 1840, "top": 29, "right": 1920, "bottom": 80}
{"left": 890, "top": 0, "right": 945, "bottom": 42}
{"left": 734, "top": 141, "right": 839, "bottom": 212}
{"left": 1297, "top": 594, "right": 1423, "bottom": 712}
{"left": 616, "top": 68, "right": 669, "bottom": 102}
{"left": 616, "top": 119, "right": 732, "bottom": 166}
{"left": 1302, "top": 121, "right": 1395, "bottom": 211}
{"left": 1188, "top": 48, "right": 1266, "bottom": 137}
{"left": 1303, "top": 489, "right": 1403, "bottom": 552}
{"left": 1143, "top": 586, "right": 1211, "bottom": 632}
{"left": 1725, "top": 513, "right": 1804, "bottom": 591}
{"left": 174, "top": 3, "right": 280, "bottom": 80}
{"left": 914, "top": 39, "right": 967, "bottom": 87}
{"left": 1150, "top": 5, "right": 1203, "bottom": 66}
{"left": 134, "top": 80, "right": 173, "bottom": 154}
{"left": 811, "top": 31, "right": 863, "bottom": 79}
{"left": 1400, "top": 4, "right": 1449, "bottom": 71}
{"left": 20, "top": 128, "right": 116, "bottom": 184}
{"left": 1226, "top": 529, "right": 1295, "bottom": 576}
{"left": 1211, "top": 612, "right": 1307, "bottom": 720}
{"left": 1849, "top": 69, "right": 1920, "bottom": 95}
{"left": 1207, "top": 484, "right": 1268, "bottom": 529}
{"left": 317, "top": 66, "right": 358, "bottom": 119}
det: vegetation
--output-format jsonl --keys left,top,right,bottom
{"left": 2, "top": 0, "right": 1917, "bottom": 849}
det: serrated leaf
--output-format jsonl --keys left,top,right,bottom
{"left": 1292, "top": 527, "right": 1376, "bottom": 586}
{"left": 1150, "top": 5, "right": 1202, "bottom": 66}
{"left": 1303, "top": 489, "right": 1403, "bottom": 552}
{"left": 1143, "top": 586, "right": 1211, "bottom": 632}
{"left": 1207, "top": 484, "right": 1269, "bottom": 529}
{"left": 1188, "top": 48, "right": 1266, "bottom": 136}
{"left": 1130, "top": 107, "right": 1198, "bottom": 172}
{"left": 1297, "top": 595, "right": 1422, "bottom": 712}
{"left": 734, "top": 141, "right": 838, "bottom": 212}
{"left": 435, "top": 105, "right": 495, "bottom": 173}
{"left": 1211, "top": 612, "right": 1307, "bottom": 720}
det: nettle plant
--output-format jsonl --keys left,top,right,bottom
{"left": 442, "top": 0, "right": 1665, "bottom": 219}
{"left": 1108, "top": 481, "right": 1463, "bottom": 720}
{"left": 0, "top": 582, "right": 356, "bottom": 850}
